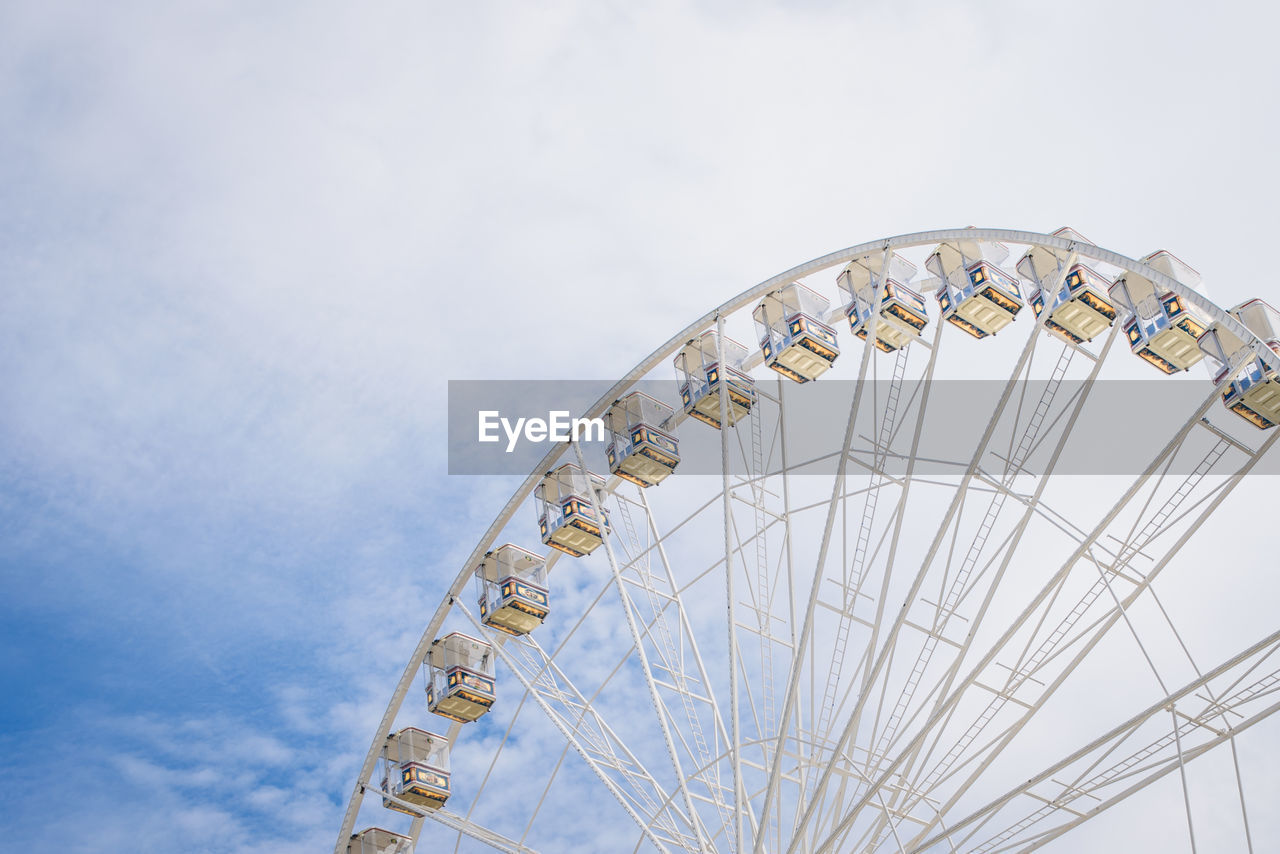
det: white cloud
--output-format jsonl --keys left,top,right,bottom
{"left": 2, "top": 1, "right": 1278, "bottom": 852}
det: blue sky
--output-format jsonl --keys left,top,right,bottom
{"left": 3, "top": 1, "right": 1280, "bottom": 852}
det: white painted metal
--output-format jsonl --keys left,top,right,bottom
{"left": 335, "top": 229, "right": 1279, "bottom": 854}
{"left": 572, "top": 439, "right": 713, "bottom": 852}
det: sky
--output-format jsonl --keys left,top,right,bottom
{"left": 1, "top": 1, "right": 1279, "bottom": 852}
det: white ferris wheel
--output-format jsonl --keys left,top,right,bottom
{"left": 335, "top": 228, "right": 1280, "bottom": 854}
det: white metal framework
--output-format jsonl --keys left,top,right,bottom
{"left": 336, "top": 229, "right": 1280, "bottom": 854}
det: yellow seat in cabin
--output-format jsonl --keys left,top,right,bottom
{"left": 674, "top": 331, "right": 756, "bottom": 429}
{"left": 605, "top": 392, "right": 680, "bottom": 487}
{"left": 477, "top": 544, "right": 549, "bottom": 636}
{"left": 838, "top": 254, "right": 929, "bottom": 352}
{"left": 426, "top": 632, "right": 495, "bottom": 723}
{"left": 754, "top": 283, "right": 841, "bottom": 383}
{"left": 537, "top": 463, "right": 609, "bottom": 557}
{"left": 380, "top": 727, "right": 451, "bottom": 814}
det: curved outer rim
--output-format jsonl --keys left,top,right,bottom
{"left": 334, "top": 227, "right": 1279, "bottom": 852}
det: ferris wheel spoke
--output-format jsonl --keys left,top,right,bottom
{"left": 924, "top": 627, "right": 1280, "bottom": 853}
{"left": 745, "top": 390, "right": 782, "bottom": 794}
{"left": 754, "top": 247, "right": 901, "bottom": 854}
{"left": 617, "top": 490, "right": 733, "bottom": 743}
{"left": 879, "top": 398, "right": 1280, "bottom": 853}
{"left": 812, "top": 347, "right": 911, "bottom": 750}
{"left": 724, "top": 521, "right": 798, "bottom": 776}
{"left": 457, "top": 600, "right": 701, "bottom": 853}
{"left": 1140, "top": 578, "right": 1260, "bottom": 853}
{"left": 835, "top": 326, "right": 950, "bottom": 776}
{"left": 870, "top": 243, "right": 1259, "bottom": 850}
{"left": 798, "top": 319, "right": 952, "bottom": 850}
{"left": 764, "top": 374, "right": 806, "bottom": 854}
{"left": 819, "top": 335, "right": 1228, "bottom": 850}
{"left": 888, "top": 507, "right": 1237, "bottom": 844}
{"left": 849, "top": 325, "right": 1120, "bottom": 853}
{"left": 431, "top": 551, "right": 609, "bottom": 853}
{"left": 450, "top": 686, "right": 541, "bottom": 851}
{"left": 814, "top": 363, "right": 1213, "bottom": 850}
{"left": 636, "top": 486, "right": 739, "bottom": 841}
{"left": 784, "top": 274, "right": 1077, "bottom": 854}
{"left": 714, "top": 315, "right": 755, "bottom": 852}
{"left": 571, "top": 441, "right": 718, "bottom": 853}
{"left": 410, "top": 805, "right": 540, "bottom": 854}
{"left": 1002, "top": 437, "right": 1236, "bottom": 687}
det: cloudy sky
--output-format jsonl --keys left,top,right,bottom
{"left": 2, "top": 1, "right": 1278, "bottom": 852}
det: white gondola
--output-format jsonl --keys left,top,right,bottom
{"left": 536, "top": 463, "right": 609, "bottom": 557}
{"left": 605, "top": 392, "right": 679, "bottom": 487}
{"left": 674, "top": 331, "right": 757, "bottom": 429}
{"left": 925, "top": 238, "right": 1024, "bottom": 339}
{"left": 380, "top": 727, "right": 451, "bottom": 814}
{"left": 426, "top": 632, "right": 495, "bottom": 723}
{"left": 1109, "top": 250, "right": 1211, "bottom": 374}
{"left": 1199, "top": 299, "right": 1280, "bottom": 429}
{"left": 1029, "top": 263, "right": 1116, "bottom": 344}
{"left": 476, "top": 544, "right": 549, "bottom": 636}
{"left": 837, "top": 255, "right": 928, "bottom": 352}
{"left": 752, "top": 283, "right": 840, "bottom": 382}
{"left": 1018, "top": 228, "right": 1117, "bottom": 344}
{"left": 349, "top": 827, "right": 411, "bottom": 854}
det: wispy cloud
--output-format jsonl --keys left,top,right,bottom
{"left": 2, "top": 1, "right": 1280, "bottom": 852}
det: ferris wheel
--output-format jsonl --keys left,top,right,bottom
{"left": 335, "top": 228, "right": 1280, "bottom": 854}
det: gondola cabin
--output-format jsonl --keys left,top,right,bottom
{"left": 925, "top": 240, "right": 1023, "bottom": 339}
{"left": 1199, "top": 299, "right": 1280, "bottom": 429}
{"left": 752, "top": 283, "right": 840, "bottom": 383}
{"left": 1016, "top": 226, "right": 1093, "bottom": 283}
{"left": 1109, "top": 250, "right": 1210, "bottom": 374}
{"left": 1016, "top": 227, "right": 1114, "bottom": 343}
{"left": 426, "top": 632, "right": 495, "bottom": 723}
{"left": 349, "top": 828, "right": 410, "bottom": 854}
{"left": 605, "top": 392, "right": 679, "bottom": 487}
{"left": 837, "top": 255, "right": 928, "bottom": 352}
{"left": 537, "top": 463, "right": 609, "bottom": 557}
{"left": 476, "top": 544, "right": 549, "bottom": 636}
{"left": 1022, "top": 262, "right": 1116, "bottom": 344}
{"left": 674, "top": 331, "right": 756, "bottom": 429}
{"left": 381, "top": 727, "right": 451, "bottom": 814}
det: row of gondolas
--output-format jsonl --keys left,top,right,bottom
{"left": 348, "top": 228, "right": 1280, "bottom": 853}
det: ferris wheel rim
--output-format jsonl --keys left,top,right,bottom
{"left": 334, "top": 226, "right": 1278, "bottom": 854}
